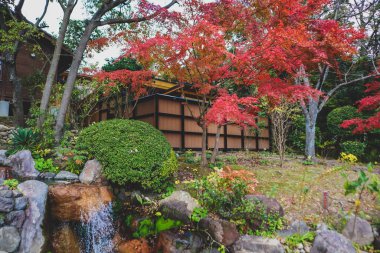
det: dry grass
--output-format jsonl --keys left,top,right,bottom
{"left": 178, "top": 151, "right": 380, "bottom": 227}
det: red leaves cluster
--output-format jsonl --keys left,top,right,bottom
{"left": 205, "top": 93, "right": 259, "bottom": 128}
{"left": 217, "top": 166, "right": 258, "bottom": 194}
{"left": 94, "top": 69, "right": 153, "bottom": 98}
{"left": 341, "top": 81, "right": 380, "bottom": 133}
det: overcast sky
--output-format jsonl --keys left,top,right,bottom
{"left": 21, "top": 0, "right": 180, "bottom": 67}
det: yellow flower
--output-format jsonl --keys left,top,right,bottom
{"left": 175, "top": 180, "right": 180, "bottom": 185}
{"left": 355, "top": 199, "right": 361, "bottom": 208}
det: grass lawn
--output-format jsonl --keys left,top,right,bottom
{"left": 176, "top": 151, "right": 380, "bottom": 229}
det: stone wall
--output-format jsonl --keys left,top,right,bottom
{"left": 0, "top": 124, "right": 14, "bottom": 150}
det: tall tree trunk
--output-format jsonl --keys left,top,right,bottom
{"left": 303, "top": 100, "right": 318, "bottom": 159}
{"left": 54, "top": 23, "right": 95, "bottom": 141}
{"left": 38, "top": 1, "right": 76, "bottom": 127}
{"left": 210, "top": 125, "right": 221, "bottom": 163}
{"left": 9, "top": 63, "right": 24, "bottom": 126}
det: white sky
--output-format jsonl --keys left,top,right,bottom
{"left": 21, "top": 0, "right": 181, "bottom": 67}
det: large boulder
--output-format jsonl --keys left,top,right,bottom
{"left": 159, "top": 191, "right": 199, "bottom": 223}
{"left": 17, "top": 180, "right": 48, "bottom": 253}
{"left": 118, "top": 238, "right": 152, "bottom": 253}
{"left": 48, "top": 184, "right": 113, "bottom": 221}
{"left": 51, "top": 224, "right": 80, "bottom": 253}
{"left": 9, "top": 150, "right": 39, "bottom": 179}
{"left": 232, "top": 235, "right": 284, "bottom": 253}
{"left": 0, "top": 226, "right": 21, "bottom": 252}
{"left": 199, "top": 218, "right": 240, "bottom": 246}
{"left": 311, "top": 230, "right": 356, "bottom": 253}
{"left": 245, "top": 195, "right": 284, "bottom": 217}
{"left": 79, "top": 159, "right": 103, "bottom": 185}
{"left": 156, "top": 231, "right": 203, "bottom": 253}
{"left": 342, "top": 216, "right": 374, "bottom": 246}
{"left": 14, "top": 197, "right": 28, "bottom": 211}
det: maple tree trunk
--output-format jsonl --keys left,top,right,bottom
{"left": 55, "top": 23, "right": 95, "bottom": 142}
{"left": 304, "top": 100, "right": 318, "bottom": 159}
{"left": 38, "top": 1, "right": 76, "bottom": 128}
{"left": 211, "top": 125, "right": 222, "bottom": 164}
{"left": 201, "top": 123, "right": 208, "bottom": 167}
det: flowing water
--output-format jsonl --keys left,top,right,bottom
{"left": 79, "top": 202, "right": 115, "bottom": 253}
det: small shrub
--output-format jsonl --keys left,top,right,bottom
{"left": 76, "top": 119, "right": 177, "bottom": 191}
{"left": 285, "top": 232, "right": 316, "bottom": 249}
{"left": 7, "top": 128, "right": 38, "bottom": 155}
{"left": 224, "top": 155, "right": 237, "bottom": 164}
{"left": 35, "top": 158, "right": 59, "bottom": 173}
{"left": 132, "top": 216, "right": 182, "bottom": 238}
{"left": 3, "top": 179, "right": 19, "bottom": 189}
{"left": 340, "top": 152, "right": 358, "bottom": 164}
{"left": 191, "top": 207, "right": 208, "bottom": 222}
{"left": 341, "top": 141, "right": 366, "bottom": 159}
{"left": 183, "top": 150, "right": 199, "bottom": 164}
{"left": 208, "top": 161, "right": 225, "bottom": 169}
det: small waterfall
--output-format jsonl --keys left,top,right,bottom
{"left": 79, "top": 202, "right": 115, "bottom": 253}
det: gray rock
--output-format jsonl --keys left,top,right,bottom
{"left": 0, "top": 196, "right": 14, "bottom": 212}
{"left": 12, "top": 190, "right": 22, "bottom": 198}
{"left": 14, "top": 197, "right": 28, "bottom": 210}
{"left": 17, "top": 180, "right": 48, "bottom": 253}
{"left": 5, "top": 210, "right": 25, "bottom": 229}
{"left": 316, "top": 223, "right": 328, "bottom": 234}
{"left": 0, "top": 150, "right": 11, "bottom": 166}
{"left": 0, "top": 185, "right": 9, "bottom": 191}
{"left": 9, "top": 150, "right": 40, "bottom": 179}
{"left": 38, "top": 172, "right": 56, "bottom": 180}
{"left": 278, "top": 220, "right": 310, "bottom": 238}
{"left": 0, "top": 226, "right": 21, "bottom": 252}
{"left": 0, "top": 189, "right": 12, "bottom": 198}
{"left": 311, "top": 230, "right": 355, "bottom": 253}
{"left": 54, "top": 171, "right": 79, "bottom": 181}
{"left": 245, "top": 195, "right": 284, "bottom": 217}
{"left": 79, "top": 159, "right": 102, "bottom": 184}
{"left": 159, "top": 191, "right": 200, "bottom": 223}
{"left": 232, "top": 235, "right": 284, "bottom": 253}
{"left": 342, "top": 216, "right": 374, "bottom": 246}
{"left": 199, "top": 217, "right": 240, "bottom": 246}
{"left": 157, "top": 231, "right": 204, "bottom": 253}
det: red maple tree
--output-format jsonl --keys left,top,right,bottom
{"left": 341, "top": 80, "right": 380, "bottom": 133}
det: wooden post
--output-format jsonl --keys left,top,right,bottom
{"left": 268, "top": 117, "right": 273, "bottom": 152}
{"left": 241, "top": 129, "right": 245, "bottom": 149}
{"left": 224, "top": 125, "right": 228, "bottom": 151}
{"left": 255, "top": 118, "right": 259, "bottom": 151}
{"left": 181, "top": 103, "right": 185, "bottom": 150}
{"left": 98, "top": 102, "right": 102, "bottom": 121}
{"left": 154, "top": 94, "right": 159, "bottom": 128}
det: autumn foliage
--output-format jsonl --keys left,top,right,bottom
{"left": 341, "top": 81, "right": 380, "bottom": 133}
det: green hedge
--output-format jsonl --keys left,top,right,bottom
{"left": 76, "top": 119, "right": 177, "bottom": 191}
{"left": 327, "top": 106, "right": 360, "bottom": 137}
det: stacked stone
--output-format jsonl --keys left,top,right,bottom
{"left": 0, "top": 185, "right": 27, "bottom": 253}
{"left": 0, "top": 125, "right": 14, "bottom": 150}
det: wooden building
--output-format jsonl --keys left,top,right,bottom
{"left": 0, "top": 28, "right": 73, "bottom": 115}
{"left": 87, "top": 80, "right": 271, "bottom": 151}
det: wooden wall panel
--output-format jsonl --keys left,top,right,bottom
{"left": 184, "top": 104, "right": 200, "bottom": 117}
{"left": 258, "top": 117, "right": 269, "bottom": 127}
{"left": 101, "top": 111, "right": 107, "bottom": 120}
{"left": 158, "top": 116, "right": 181, "bottom": 131}
{"left": 227, "top": 137, "right": 242, "bottom": 149}
{"left": 208, "top": 136, "right": 224, "bottom": 149}
{"left": 259, "top": 139, "right": 270, "bottom": 150}
{"left": 185, "top": 119, "right": 202, "bottom": 133}
{"left": 185, "top": 135, "right": 203, "bottom": 149}
{"left": 136, "top": 100, "right": 155, "bottom": 116}
{"left": 244, "top": 128, "right": 256, "bottom": 137}
{"left": 164, "top": 133, "right": 181, "bottom": 148}
{"left": 227, "top": 125, "right": 242, "bottom": 136}
{"left": 208, "top": 124, "right": 224, "bottom": 134}
{"left": 244, "top": 137, "right": 257, "bottom": 150}
{"left": 138, "top": 116, "right": 155, "bottom": 127}
{"left": 159, "top": 99, "right": 181, "bottom": 115}
{"left": 259, "top": 128, "right": 270, "bottom": 138}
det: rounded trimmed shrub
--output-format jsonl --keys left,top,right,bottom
{"left": 76, "top": 119, "right": 178, "bottom": 191}
{"left": 327, "top": 106, "right": 361, "bottom": 137}
{"left": 340, "top": 141, "right": 366, "bottom": 158}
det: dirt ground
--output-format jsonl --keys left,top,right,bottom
{"left": 176, "top": 151, "right": 380, "bottom": 228}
